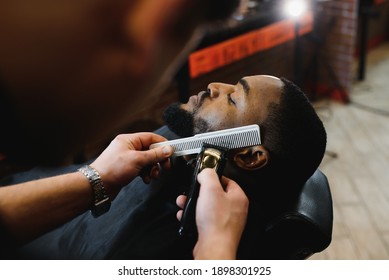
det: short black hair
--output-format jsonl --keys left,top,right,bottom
{"left": 253, "top": 77, "right": 327, "bottom": 197}
{"left": 238, "top": 78, "right": 327, "bottom": 210}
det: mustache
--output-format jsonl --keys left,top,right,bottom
{"left": 196, "top": 90, "right": 210, "bottom": 110}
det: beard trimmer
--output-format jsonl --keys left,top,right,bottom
{"left": 178, "top": 143, "right": 229, "bottom": 239}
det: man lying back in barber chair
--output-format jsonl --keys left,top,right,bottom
{"left": 7, "top": 75, "right": 332, "bottom": 260}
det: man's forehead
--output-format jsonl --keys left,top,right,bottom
{"left": 242, "top": 75, "right": 283, "bottom": 95}
{"left": 242, "top": 75, "right": 283, "bottom": 118}
{"left": 243, "top": 75, "right": 281, "bottom": 84}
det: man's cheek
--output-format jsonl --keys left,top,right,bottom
{"left": 205, "top": 112, "right": 232, "bottom": 130}
{"left": 219, "top": 111, "right": 239, "bottom": 127}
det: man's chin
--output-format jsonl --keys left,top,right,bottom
{"left": 162, "top": 103, "right": 194, "bottom": 137}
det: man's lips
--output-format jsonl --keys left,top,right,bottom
{"left": 196, "top": 90, "right": 207, "bottom": 106}
{"left": 188, "top": 94, "right": 199, "bottom": 106}
{"left": 188, "top": 90, "right": 206, "bottom": 107}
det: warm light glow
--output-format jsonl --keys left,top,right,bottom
{"left": 284, "top": 0, "right": 308, "bottom": 18}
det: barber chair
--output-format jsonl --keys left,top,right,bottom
{"left": 260, "top": 169, "right": 333, "bottom": 259}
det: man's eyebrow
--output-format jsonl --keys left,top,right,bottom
{"left": 238, "top": 78, "right": 250, "bottom": 95}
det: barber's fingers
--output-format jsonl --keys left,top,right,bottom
{"left": 138, "top": 146, "right": 172, "bottom": 183}
{"left": 137, "top": 145, "right": 173, "bottom": 167}
{"left": 176, "top": 195, "right": 187, "bottom": 221}
{"left": 198, "top": 169, "right": 248, "bottom": 204}
{"left": 140, "top": 165, "right": 160, "bottom": 184}
{"left": 221, "top": 176, "right": 248, "bottom": 209}
{"left": 176, "top": 209, "right": 183, "bottom": 221}
{"left": 198, "top": 169, "right": 238, "bottom": 190}
{"left": 197, "top": 168, "right": 223, "bottom": 192}
{"left": 220, "top": 176, "right": 241, "bottom": 193}
{"left": 119, "top": 132, "right": 173, "bottom": 164}
{"left": 176, "top": 194, "right": 187, "bottom": 209}
{"left": 109, "top": 133, "right": 173, "bottom": 168}
{"left": 126, "top": 132, "right": 169, "bottom": 150}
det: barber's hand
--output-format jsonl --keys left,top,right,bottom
{"left": 91, "top": 133, "right": 173, "bottom": 199}
{"left": 176, "top": 168, "right": 249, "bottom": 260}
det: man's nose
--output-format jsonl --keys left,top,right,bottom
{"left": 207, "top": 83, "right": 233, "bottom": 98}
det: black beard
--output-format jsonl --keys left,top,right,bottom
{"left": 162, "top": 103, "right": 194, "bottom": 137}
{"left": 163, "top": 89, "right": 213, "bottom": 137}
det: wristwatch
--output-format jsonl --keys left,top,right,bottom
{"left": 78, "top": 165, "right": 111, "bottom": 217}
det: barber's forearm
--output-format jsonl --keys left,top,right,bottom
{"left": 0, "top": 172, "right": 93, "bottom": 244}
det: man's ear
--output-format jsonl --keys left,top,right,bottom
{"left": 232, "top": 145, "right": 270, "bottom": 170}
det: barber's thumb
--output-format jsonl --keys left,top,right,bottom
{"left": 146, "top": 145, "right": 173, "bottom": 164}
{"left": 197, "top": 168, "right": 220, "bottom": 189}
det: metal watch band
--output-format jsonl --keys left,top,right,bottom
{"left": 78, "top": 165, "right": 111, "bottom": 217}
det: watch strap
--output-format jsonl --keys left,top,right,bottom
{"left": 78, "top": 165, "right": 111, "bottom": 217}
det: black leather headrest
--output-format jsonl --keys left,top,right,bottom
{"left": 263, "top": 169, "right": 333, "bottom": 259}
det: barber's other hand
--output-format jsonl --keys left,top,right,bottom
{"left": 176, "top": 168, "right": 249, "bottom": 260}
{"left": 91, "top": 133, "right": 173, "bottom": 199}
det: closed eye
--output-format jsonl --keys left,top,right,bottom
{"left": 228, "top": 94, "right": 236, "bottom": 106}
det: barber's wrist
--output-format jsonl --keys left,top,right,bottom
{"left": 77, "top": 165, "right": 111, "bottom": 217}
{"left": 194, "top": 234, "right": 237, "bottom": 260}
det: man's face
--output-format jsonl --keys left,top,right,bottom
{"left": 164, "top": 75, "right": 283, "bottom": 136}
